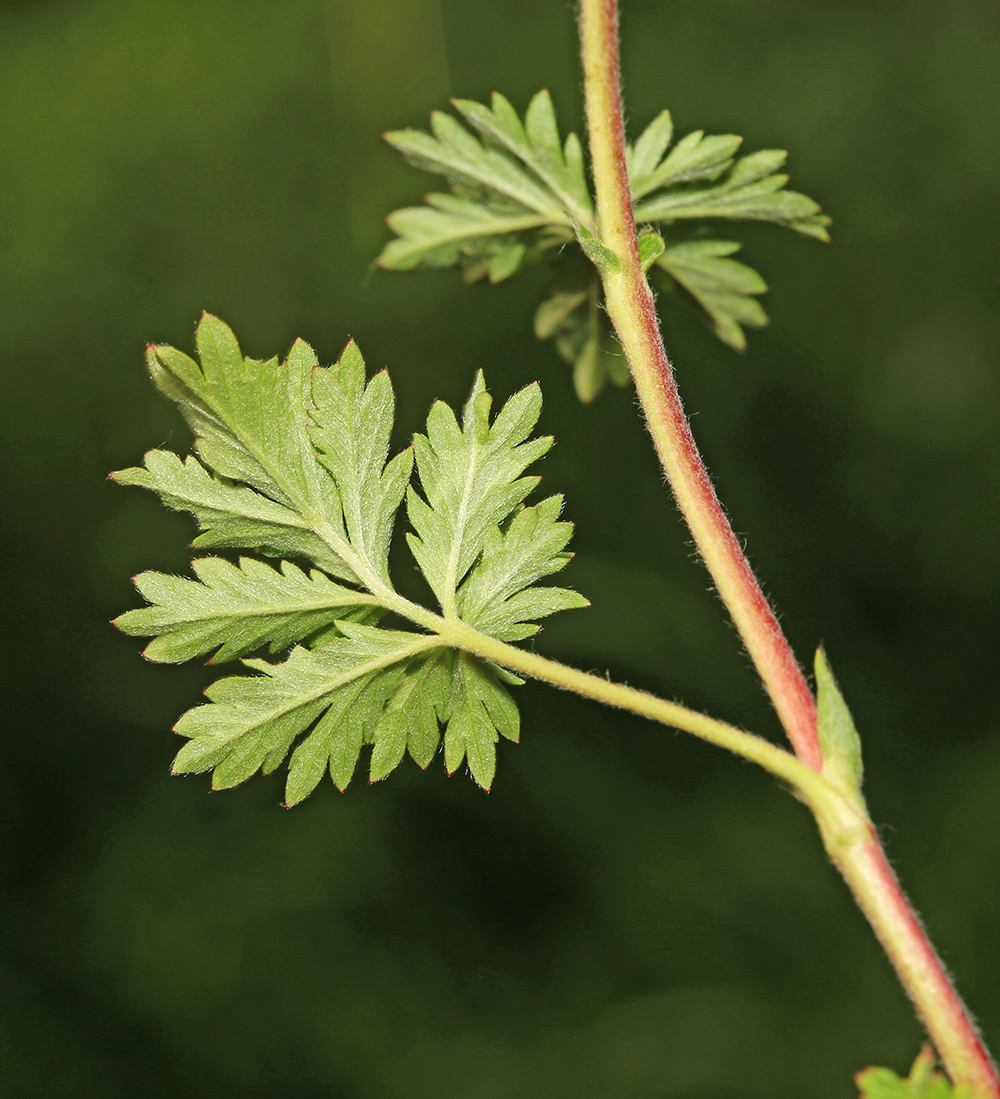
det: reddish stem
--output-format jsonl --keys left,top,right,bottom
{"left": 579, "top": 0, "right": 821, "bottom": 769}
{"left": 831, "top": 826, "right": 999, "bottom": 1098}
{"left": 578, "top": 1, "right": 999, "bottom": 1093}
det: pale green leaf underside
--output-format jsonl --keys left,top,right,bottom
{"left": 381, "top": 93, "right": 829, "bottom": 382}
{"left": 629, "top": 117, "right": 830, "bottom": 240}
{"left": 656, "top": 240, "right": 768, "bottom": 352}
{"left": 115, "top": 316, "right": 587, "bottom": 801}
{"left": 115, "top": 556, "right": 380, "bottom": 664}
{"left": 407, "top": 371, "right": 553, "bottom": 612}
{"left": 380, "top": 194, "right": 571, "bottom": 284}
{"left": 384, "top": 107, "right": 568, "bottom": 217}
{"left": 113, "top": 450, "right": 351, "bottom": 578}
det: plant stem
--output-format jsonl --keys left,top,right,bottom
{"left": 576, "top": 0, "right": 999, "bottom": 1093}
{"left": 442, "top": 618, "right": 811, "bottom": 785}
{"left": 446, "top": 616, "right": 998, "bottom": 1097}
{"left": 826, "top": 826, "right": 1000, "bottom": 1098}
{"left": 578, "top": 0, "right": 821, "bottom": 770}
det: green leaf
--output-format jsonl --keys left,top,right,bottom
{"left": 577, "top": 224, "right": 620, "bottom": 273}
{"left": 380, "top": 93, "right": 589, "bottom": 284}
{"left": 369, "top": 651, "right": 452, "bottom": 780}
{"left": 634, "top": 144, "right": 830, "bottom": 238}
{"left": 379, "top": 193, "right": 563, "bottom": 276}
{"left": 656, "top": 239, "right": 769, "bottom": 351}
{"left": 815, "top": 647, "right": 865, "bottom": 803}
{"left": 637, "top": 228, "right": 665, "bottom": 272}
{"left": 453, "top": 90, "right": 593, "bottom": 221}
{"left": 856, "top": 1048, "right": 971, "bottom": 1099}
{"left": 121, "top": 316, "right": 358, "bottom": 579}
{"left": 171, "top": 622, "right": 435, "bottom": 803}
{"left": 112, "top": 451, "right": 351, "bottom": 578}
{"left": 116, "top": 557, "right": 380, "bottom": 664}
{"left": 626, "top": 110, "right": 674, "bottom": 192}
{"left": 407, "top": 373, "right": 588, "bottom": 636}
{"left": 116, "top": 317, "right": 588, "bottom": 799}
{"left": 631, "top": 128, "right": 742, "bottom": 199}
{"left": 407, "top": 373, "right": 553, "bottom": 612}
{"left": 382, "top": 95, "right": 830, "bottom": 387}
{"left": 533, "top": 284, "right": 628, "bottom": 401}
{"left": 442, "top": 652, "right": 520, "bottom": 790}
{"left": 458, "top": 495, "right": 589, "bottom": 640}
{"left": 309, "top": 341, "right": 413, "bottom": 583}
{"left": 116, "top": 315, "right": 413, "bottom": 592}
{"left": 161, "top": 316, "right": 337, "bottom": 514}
{"left": 384, "top": 109, "right": 568, "bottom": 218}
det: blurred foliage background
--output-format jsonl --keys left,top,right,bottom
{"left": 1, "top": 0, "right": 998, "bottom": 1096}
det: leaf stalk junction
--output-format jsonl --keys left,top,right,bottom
{"left": 576, "top": 0, "right": 999, "bottom": 1094}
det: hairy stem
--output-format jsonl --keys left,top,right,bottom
{"left": 825, "top": 825, "right": 999, "bottom": 1098}
{"left": 578, "top": 0, "right": 821, "bottom": 770}
{"left": 443, "top": 618, "right": 810, "bottom": 784}
{"left": 576, "top": 0, "right": 998, "bottom": 1093}
{"left": 443, "top": 619, "right": 993, "bottom": 1098}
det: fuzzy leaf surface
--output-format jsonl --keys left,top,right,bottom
{"left": 815, "top": 648, "right": 865, "bottom": 803}
{"left": 453, "top": 91, "right": 592, "bottom": 221}
{"left": 384, "top": 110, "right": 566, "bottom": 216}
{"left": 633, "top": 142, "right": 830, "bottom": 239}
{"left": 458, "top": 495, "right": 589, "bottom": 640}
{"left": 380, "top": 194, "right": 558, "bottom": 278}
{"left": 441, "top": 652, "right": 521, "bottom": 790}
{"left": 116, "top": 318, "right": 588, "bottom": 799}
{"left": 114, "top": 316, "right": 411, "bottom": 590}
{"left": 308, "top": 341, "right": 413, "bottom": 583}
{"left": 379, "top": 94, "right": 586, "bottom": 283}
{"left": 113, "top": 450, "right": 349, "bottom": 577}
{"left": 172, "top": 623, "right": 437, "bottom": 803}
{"left": 407, "top": 373, "right": 547, "bottom": 605}
{"left": 116, "top": 557, "right": 380, "bottom": 664}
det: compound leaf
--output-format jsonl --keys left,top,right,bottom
{"left": 116, "top": 318, "right": 588, "bottom": 799}
{"left": 113, "top": 450, "right": 350, "bottom": 578}
{"left": 626, "top": 110, "right": 675, "bottom": 191}
{"left": 172, "top": 622, "right": 437, "bottom": 803}
{"left": 442, "top": 652, "right": 521, "bottom": 790}
{"left": 380, "top": 94, "right": 588, "bottom": 283}
{"left": 380, "top": 193, "right": 566, "bottom": 278}
{"left": 383, "top": 94, "right": 829, "bottom": 385}
{"left": 384, "top": 110, "right": 566, "bottom": 217}
{"left": 631, "top": 127, "right": 742, "bottom": 198}
{"left": 454, "top": 90, "right": 593, "bottom": 221}
{"left": 369, "top": 651, "right": 452, "bottom": 780}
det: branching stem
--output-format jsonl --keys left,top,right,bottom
{"left": 575, "top": 0, "right": 999, "bottom": 1094}
{"left": 579, "top": 0, "right": 821, "bottom": 770}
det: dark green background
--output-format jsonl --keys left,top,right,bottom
{"left": 2, "top": 0, "right": 998, "bottom": 1095}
